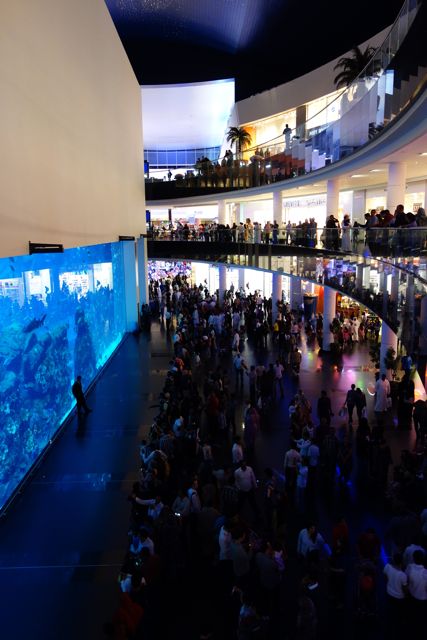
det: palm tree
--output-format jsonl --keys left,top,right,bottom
{"left": 226, "top": 126, "right": 252, "bottom": 159}
{"left": 333, "top": 45, "right": 379, "bottom": 89}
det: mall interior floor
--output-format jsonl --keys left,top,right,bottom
{"left": 0, "top": 321, "right": 417, "bottom": 640}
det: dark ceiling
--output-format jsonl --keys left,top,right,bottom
{"left": 105, "top": 0, "right": 405, "bottom": 100}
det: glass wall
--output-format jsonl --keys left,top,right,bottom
{"left": 0, "top": 242, "right": 128, "bottom": 510}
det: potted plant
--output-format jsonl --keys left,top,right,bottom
{"left": 333, "top": 45, "right": 380, "bottom": 88}
{"left": 226, "top": 127, "right": 252, "bottom": 160}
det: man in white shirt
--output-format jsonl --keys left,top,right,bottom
{"left": 232, "top": 436, "right": 244, "bottom": 466}
{"left": 403, "top": 542, "right": 425, "bottom": 568}
{"left": 234, "top": 461, "right": 259, "bottom": 518}
{"left": 297, "top": 524, "right": 328, "bottom": 558}
{"left": 283, "top": 442, "right": 301, "bottom": 494}
{"left": 383, "top": 553, "right": 408, "bottom": 623}
{"left": 273, "top": 360, "right": 284, "bottom": 399}
{"left": 139, "top": 528, "right": 155, "bottom": 556}
{"left": 406, "top": 550, "right": 427, "bottom": 629}
{"left": 218, "top": 521, "right": 232, "bottom": 561}
{"left": 406, "top": 550, "right": 427, "bottom": 600}
{"left": 374, "top": 374, "right": 391, "bottom": 413}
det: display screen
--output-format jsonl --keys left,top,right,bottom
{"left": 0, "top": 242, "right": 127, "bottom": 510}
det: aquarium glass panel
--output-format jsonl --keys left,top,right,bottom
{"left": 0, "top": 242, "right": 127, "bottom": 510}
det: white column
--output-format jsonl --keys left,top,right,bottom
{"left": 327, "top": 179, "right": 340, "bottom": 219}
{"left": 218, "top": 200, "right": 226, "bottom": 225}
{"left": 356, "top": 263, "right": 364, "bottom": 290}
{"left": 322, "top": 286, "right": 336, "bottom": 351}
{"left": 234, "top": 203, "right": 241, "bottom": 225}
{"left": 137, "top": 237, "right": 149, "bottom": 307}
{"left": 273, "top": 190, "right": 283, "bottom": 226}
{"left": 272, "top": 273, "right": 283, "bottom": 321}
{"left": 352, "top": 190, "right": 366, "bottom": 224}
{"left": 387, "top": 161, "right": 406, "bottom": 211}
{"left": 290, "top": 276, "right": 302, "bottom": 311}
{"left": 378, "top": 269, "right": 386, "bottom": 293}
{"left": 390, "top": 268, "right": 399, "bottom": 303}
{"left": 379, "top": 322, "right": 398, "bottom": 377}
{"left": 238, "top": 267, "right": 245, "bottom": 292}
{"left": 362, "top": 265, "right": 370, "bottom": 288}
{"left": 218, "top": 264, "right": 227, "bottom": 306}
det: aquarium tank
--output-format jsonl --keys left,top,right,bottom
{"left": 0, "top": 242, "right": 128, "bottom": 510}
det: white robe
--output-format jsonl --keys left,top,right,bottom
{"left": 374, "top": 378, "right": 390, "bottom": 412}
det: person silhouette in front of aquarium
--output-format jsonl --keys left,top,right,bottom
{"left": 72, "top": 375, "right": 92, "bottom": 416}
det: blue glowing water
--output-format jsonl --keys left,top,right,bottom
{"left": 0, "top": 242, "right": 127, "bottom": 510}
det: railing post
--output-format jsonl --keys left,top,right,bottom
{"left": 268, "top": 243, "right": 272, "bottom": 270}
{"left": 254, "top": 243, "right": 259, "bottom": 268}
{"left": 247, "top": 243, "right": 253, "bottom": 267}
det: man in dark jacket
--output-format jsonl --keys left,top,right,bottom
{"left": 71, "top": 375, "right": 92, "bottom": 416}
{"left": 317, "top": 390, "right": 333, "bottom": 426}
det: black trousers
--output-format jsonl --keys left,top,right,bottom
{"left": 76, "top": 396, "right": 90, "bottom": 415}
{"left": 238, "top": 489, "right": 259, "bottom": 516}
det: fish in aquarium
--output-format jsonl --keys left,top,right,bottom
{"left": 23, "top": 314, "right": 47, "bottom": 333}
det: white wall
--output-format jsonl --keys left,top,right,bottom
{"left": 234, "top": 28, "right": 390, "bottom": 125}
{"left": 0, "top": 0, "right": 146, "bottom": 259}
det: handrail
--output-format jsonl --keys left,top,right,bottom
{"left": 147, "top": 239, "right": 426, "bottom": 356}
{"left": 148, "top": 224, "right": 427, "bottom": 259}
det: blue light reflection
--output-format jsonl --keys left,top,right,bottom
{"left": 0, "top": 242, "right": 127, "bottom": 509}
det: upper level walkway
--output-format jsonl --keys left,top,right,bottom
{"left": 147, "top": 240, "right": 427, "bottom": 357}
{"left": 150, "top": 225, "right": 427, "bottom": 259}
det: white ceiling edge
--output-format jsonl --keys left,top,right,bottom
{"left": 141, "top": 78, "right": 235, "bottom": 150}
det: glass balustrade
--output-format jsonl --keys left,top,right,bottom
{"left": 148, "top": 226, "right": 427, "bottom": 259}
{"left": 147, "top": 239, "right": 426, "bottom": 358}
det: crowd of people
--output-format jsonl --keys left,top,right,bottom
{"left": 150, "top": 205, "right": 427, "bottom": 256}
{"left": 107, "top": 274, "right": 427, "bottom": 640}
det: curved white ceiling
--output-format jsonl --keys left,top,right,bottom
{"left": 142, "top": 79, "right": 235, "bottom": 150}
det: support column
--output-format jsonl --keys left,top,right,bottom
{"left": 405, "top": 274, "right": 415, "bottom": 316}
{"left": 272, "top": 272, "right": 283, "bottom": 321}
{"left": 238, "top": 267, "right": 245, "bottom": 292}
{"left": 273, "top": 190, "right": 283, "bottom": 226}
{"left": 290, "top": 276, "right": 302, "bottom": 311}
{"left": 121, "top": 240, "right": 138, "bottom": 332}
{"left": 218, "top": 200, "right": 227, "bottom": 225}
{"left": 387, "top": 161, "right": 407, "bottom": 211}
{"left": 352, "top": 190, "right": 366, "bottom": 224}
{"left": 362, "top": 265, "right": 370, "bottom": 288}
{"left": 322, "top": 286, "right": 336, "bottom": 352}
{"left": 390, "top": 268, "right": 399, "bottom": 303}
{"left": 356, "top": 263, "right": 364, "bottom": 291}
{"left": 234, "top": 203, "right": 241, "bottom": 225}
{"left": 137, "top": 237, "right": 149, "bottom": 309}
{"left": 218, "top": 265, "right": 227, "bottom": 306}
{"left": 379, "top": 322, "right": 398, "bottom": 378}
{"left": 327, "top": 179, "right": 340, "bottom": 219}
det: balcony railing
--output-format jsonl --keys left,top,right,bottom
{"left": 147, "top": 239, "right": 426, "bottom": 358}
{"left": 148, "top": 224, "right": 427, "bottom": 258}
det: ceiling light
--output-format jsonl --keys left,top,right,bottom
{"left": 369, "top": 169, "right": 384, "bottom": 173}
{"left": 419, "top": 152, "right": 427, "bottom": 156}
{"left": 351, "top": 174, "right": 366, "bottom": 178}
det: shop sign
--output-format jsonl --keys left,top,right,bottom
{"left": 284, "top": 196, "right": 326, "bottom": 208}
